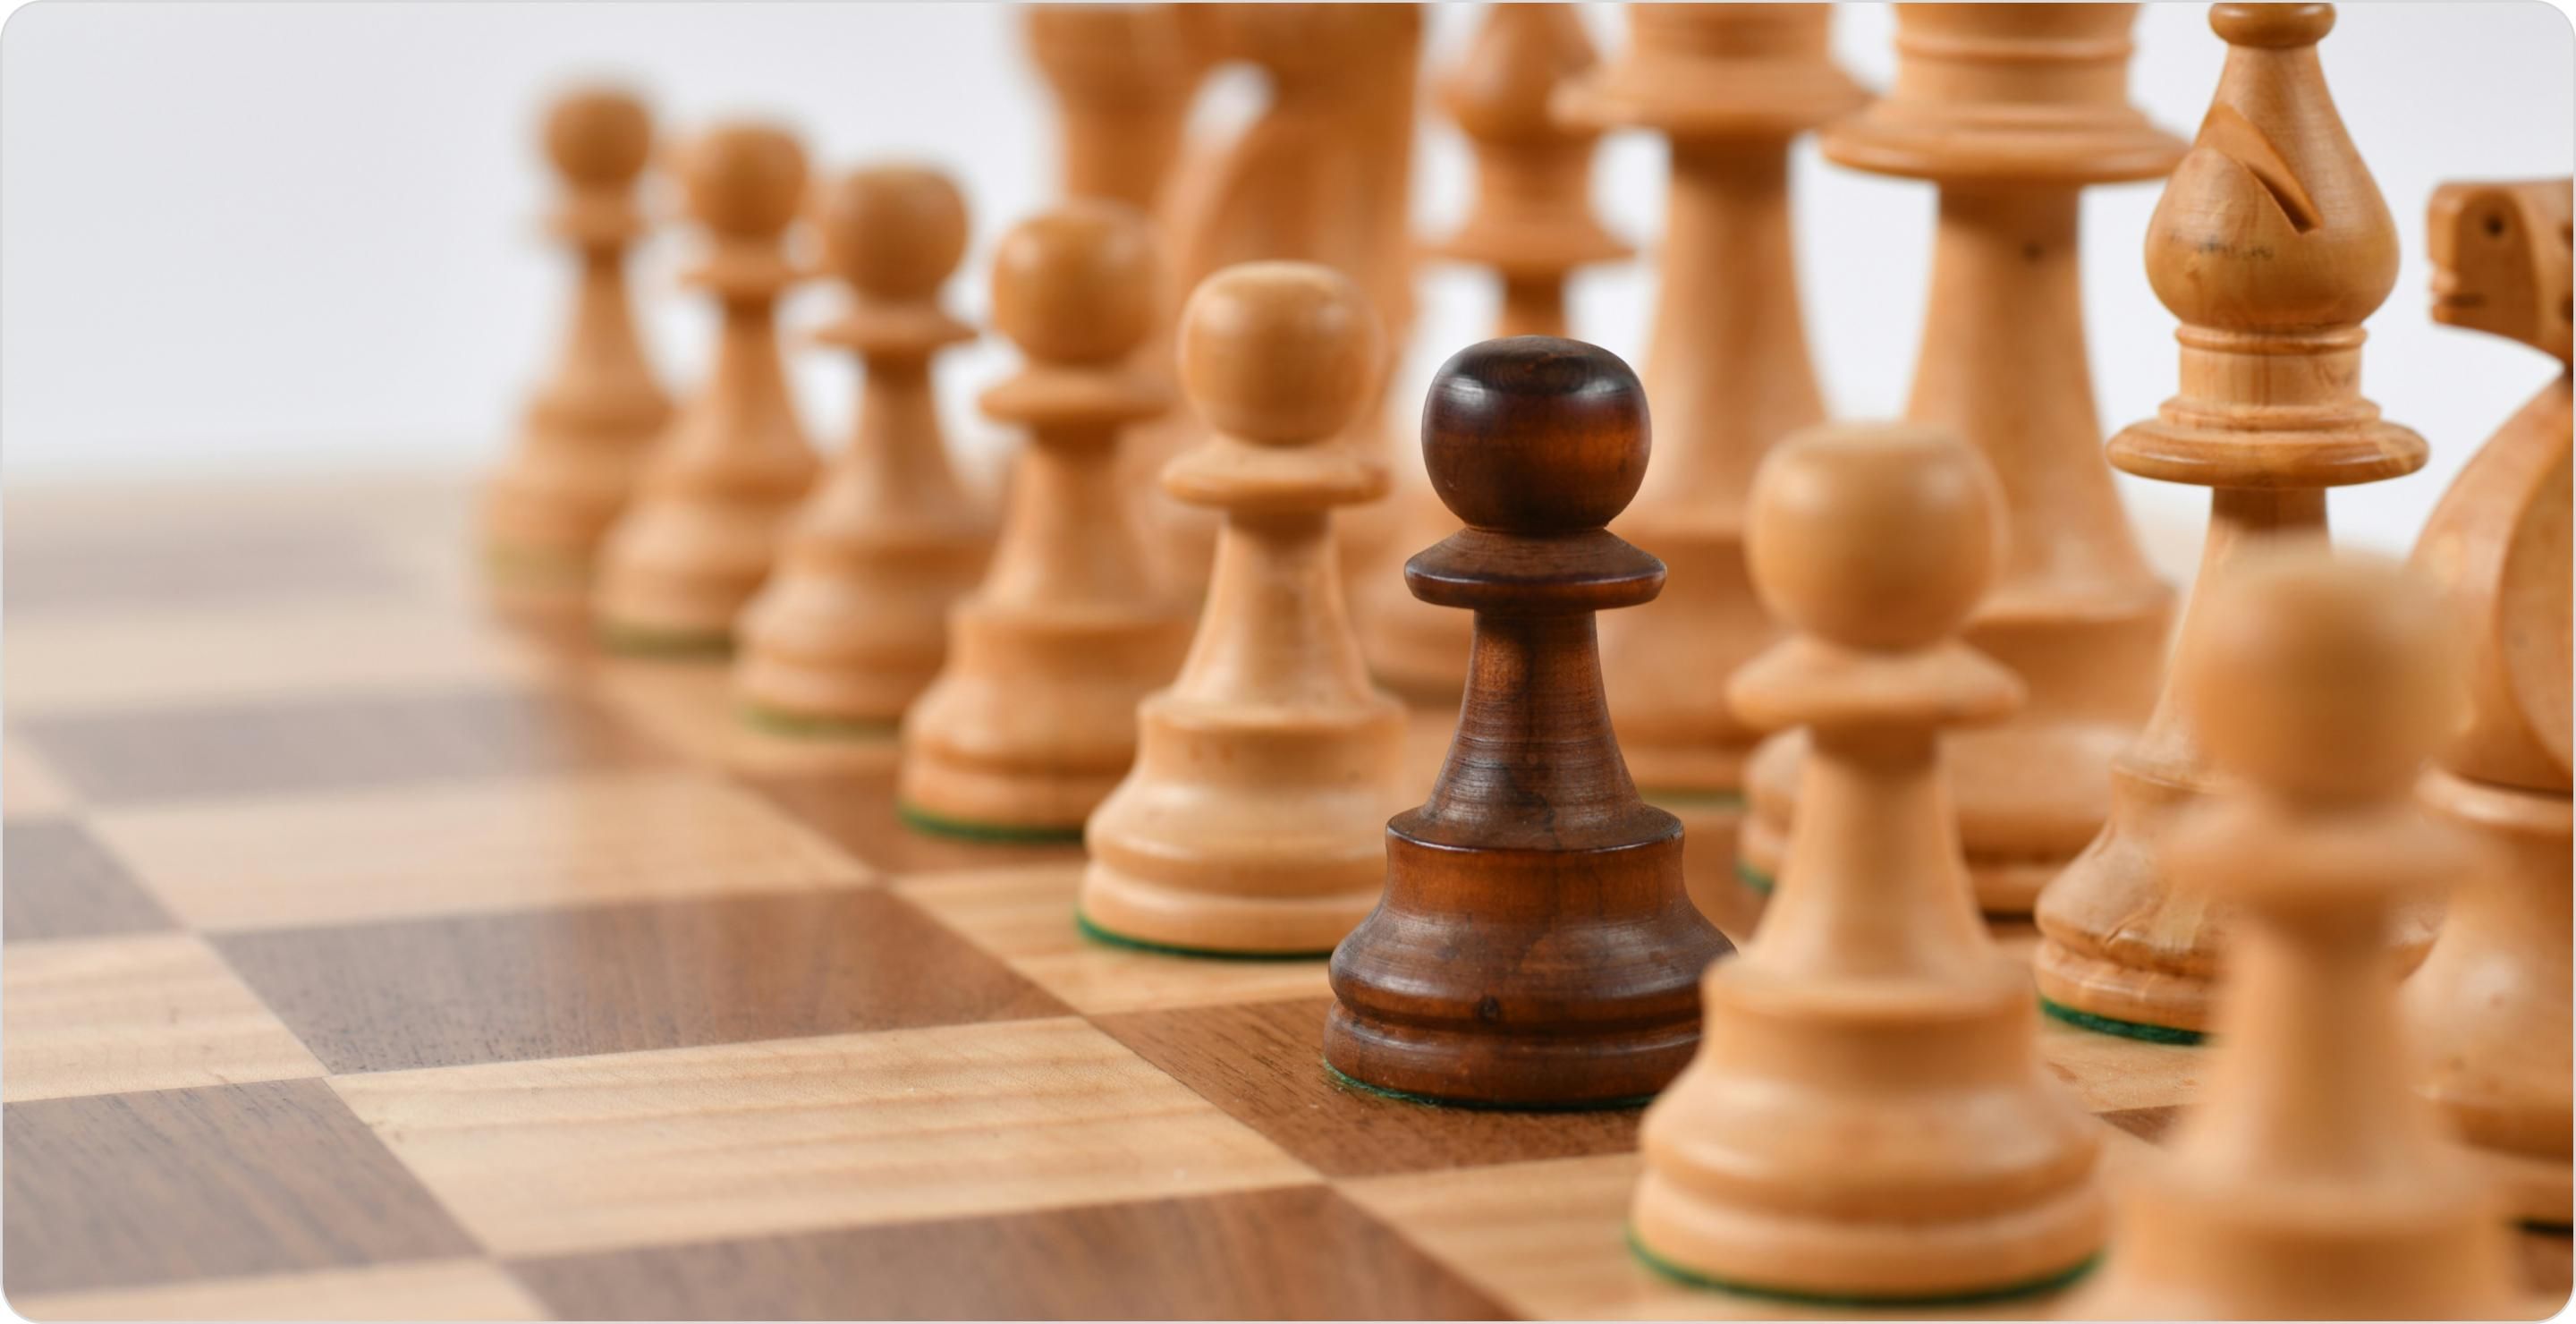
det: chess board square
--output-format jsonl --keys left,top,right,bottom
{"left": 2, "top": 1079, "right": 476, "bottom": 1297}
{"left": 330, "top": 1019, "right": 1317, "bottom": 1258}
{"left": 19, "top": 688, "right": 666, "bottom": 806}
{"left": 216, "top": 887, "right": 1068, "bottom": 1074}
{"left": 5, "top": 605, "right": 558, "bottom": 717}
{"left": 2, "top": 523, "right": 414, "bottom": 616}
{"left": 893, "top": 864, "right": 1334, "bottom": 1015}
{"left": 753, "top": 765, "right": 1091, "bottom": 875}
{"left": 12, "top": 1258, "right": 545, "bottom": 1322}
{"left": 4, "top": 932, "right": 325, "bottom": 1102}
{"left": 584, "top": 654, "right": 903, "bottom": 779}
{"left": 2, "top": 820, "right": 173, "bottom": 943}
{"left": 4, "top": 742, "right": 77, "bottom": 819}
{"left": 510, "top": 1184, "right": 1506, "bottom": 1320}
{"left": 94, "top": 770, "right": 868, "bottom": 930}
{"left": 1094, "top": 997, "right": 1640, "bottom": 1178}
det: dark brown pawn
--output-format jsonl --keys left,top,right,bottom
{"left": 1325, "top": 337, "right": 1733, "bottom": 1108}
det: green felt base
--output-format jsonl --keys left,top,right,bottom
{"left": 1639, "top": 788, "right": 1747, "bottom": 812}
{"left": 737, "top": 702, "right": 896, "bottom": 742}
{"left": 2038, "top": 996, "right": 2207, "bottom": 1047}
{"left": 1628, "top": 1226, "right": 2098, "bottom": 1306}
{"left": 1072, "top": 910, "right": 1332, "bottom": 962}
{"left": 894, "top": 802, "right": 1087, "bottom": 844}
{"left": 1733, "top": 858, "right": 1775, "bottom": 896}
{"left": 596, "top": 621, "right": 734, "bottom": 658}
{"left": 1320, "top": 1057, "right": 1657, "bottom": 1114}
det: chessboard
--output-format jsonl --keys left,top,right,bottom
{"left": 4, "top": 474, "right": 2567, "bottom": 1321}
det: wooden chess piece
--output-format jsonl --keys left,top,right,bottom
{"left": 2034, "top": 3, "right": 2434, "bottom": 1040}
{"left": 897, "top": 201, "right": 1195, "bottom": 838}
{"left": 1080, "top": 263, "right": 1410, "bottom": 955}
{"left": 733, "top": 166, "right": 991, "bottom": 734}
{"left": 2072, "top": 550, "right": 2530, "bottom": 1320}
{"left": 484, "top": 87, "right": 674, "bottom": 612}
{"left": 1024, "top": 3, "right": 1210, "bottom": 215}
{"left": 1356, "top": 2, "right": 1629, "bottom": 706}
{"left": 1139, "top": 4, "right": 1423, "bottom": 602}
{"left": 1556, "top": 4, "right": 1867, "bottom": 899}
{"left": 1323, "top": 337, "right": 1733, "bottom": 1108}
{"left": 1743, "top": 4, "right": 2186, "bottom": 915}
{"left": 593, "top": 122, "right": 818, "bottom": 652}
{"left": 2400, "top": 176, "right": 2574, "bottom": 1226}
{"left": 1632, "top": 422, "right": 2103, "bottom": 1302}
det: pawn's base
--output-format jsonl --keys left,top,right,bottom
{"left": 2029, "top": 935, "right": 2215, "bottom": 1041}
{"left": 1072, "top": 911, "right": 1332, "bottom": 962}
{"left": 894, "top": 802, "right": 1087, "bottom": 844}
{"left": 1076, "top": 862, "right": 1374, "bottom": 958}
{"left": 1629, "top": 1225, "right": 2098, "bottom": 1308}
{"left": 1321, "top": 1000, "right": 1703, "bottom": 1111}
{"left": 1320, "top": 1057, "right": 1657, "bottom": 1113}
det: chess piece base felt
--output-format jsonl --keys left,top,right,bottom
{"left": 2403, "top": 768, "right": 2573, "bottom": 1227}
{"left": 896, "top": 599, "right": 1192, "bottom": 837}
{"left": 1631, "top": 962, "right": 2105, "bottom": 1303}
{"left": 1080, "top": 698, "right": 1406, "bottom": 955}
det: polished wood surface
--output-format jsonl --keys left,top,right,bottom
{"left": 4, "top": 472, "right": 2566, "bottom": 1319}
{"left": 1325, "top": 338, "right": 1733, "bottom": 1108}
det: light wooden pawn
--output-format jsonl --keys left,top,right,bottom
{"left": 2401, "top": 176, "right": 2575, "bottom": 1226}
{"left": 897, "top": 201, "right": 1194, "bottom": 839}
{"left": 593, "top": 122, "right": 818, "bottom": 651}
{"left": 2033, "top": 3, "right": 2435, "bottom": 1039}
{"left": 1358, "top": 2, "right": 1629, "bottom": 707}
{"left": 733, "top": 166, "right": 991, "bottom": 733}
{"left": 1080, "top": 263, "right": 1409, "bottom": 955}
{"left": 1632, "top": 423, "right": 2103, "bottom": 1303}
{"left": 483, "top": 87, "right": 674, "bottom": 612}
{"left": 1555, "top": 4, "right": 1867, "bottom": 912}
{"left": 2075, "top": 550, "right": 2529, "bottom": 1320}
{"left": 1744, "top": 4, "right": 2186, "bottom": 916}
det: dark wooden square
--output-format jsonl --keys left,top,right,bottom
{"left": 20, "top": 689, "right": 666, "bottom": 805}
{"left": 2, "top": 1079, "right": 476, "bottom": 1296}
{"left": 510, "top": 1184, "right": 1507, "bottom": 1320}
{"left": 1096, "top": 997, "right": 1641, "bottom": 1179}
{"left": 2, "top": 819, "right": 173, "bottom": 943}
{"left": 215, "top": 887, "right": 1072, "bottom": 1074}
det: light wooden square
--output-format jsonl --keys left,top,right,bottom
{"left": 894, "top": 866, "right": 1335, "bottom": 1015}
{"left": 331, "top": 1016, "right": 1318, "bottom": 1257}
{"left": 4, "top": 741, "right": 76, "bottom": 819}
{"left": 93, "top": 770, "right": 869, "bottom": 931}
{"left": 11, "top": 1258, "right": 544, "bottom": 1321}
{"left": 3, "top": 932, "right": 325, "bottom": 1102}
{"left": 4, "top": 605, "right": 555, "bottom": 717}
{"left": 589, "top": 655, "right": 902, "bottom": 778}
{"left": 2036, "top": 1015, "right": 2206, "bottom": 1111}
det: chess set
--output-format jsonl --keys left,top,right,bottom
{"left": 4, "top": 3, "right": 2570, "bottom": 1320}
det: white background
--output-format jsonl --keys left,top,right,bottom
{"left": 3, "top": 2, "right": 2570, "bottom": 559}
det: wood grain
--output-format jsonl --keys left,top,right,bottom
{"left": 21, "top": 689, "right": 665, "bottom": 806}
{"left": 3, "top": 1080, "right": 476, "bottom": 1296}
{"left": 513, "top": 1184, "right": 1504, "bottom": 1320}
{"left": 330, "top": 1019, "right": 1316, "bottom": 1257}
{"left": 1100, "top": 996, "right": 1640, "bottom": 1177}
{"left": 894, "top": 865, "right": 1334, "bottom": 1015}
{"left": 216, "top": 887, "right": 1066, "bottom": 1073}
{"left": 4, "top": 933, "right": 324, "bottom": 1102}
{"left": 13, "top": 1258, "right": 546, "bottom": 1322}
{"left": 96, "top": 770, "right": 867, "bottom": 930}
{"left": 0, "top": 822, "right": 172, "bottom": 944}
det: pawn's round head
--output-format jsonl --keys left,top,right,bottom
{"left": 544, "top": 88, "right": 653, "bottom": 188}
{"left": 988, "top": 199, "right": 1156, "bottom": 365}
{"left": 819, "top": 166, "right": 968, "bottom": 301}
{"left": 1745, "top": 422, "right": 2003, "bottom": 652}
{"left": 678, "top": 122, "right": 809, "bottom": 241}
{"left": 1179, "top": 262, "right": 1382, "bottom": 446}
{"left": 1419, "top": 337, "right": 1647, "bottom": 533}
{"left": 2210, "top": 2, "right": 2334, "bottom": 48}
{"left": 2187, "top": 549, "right": 2460, "bottom": 804}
